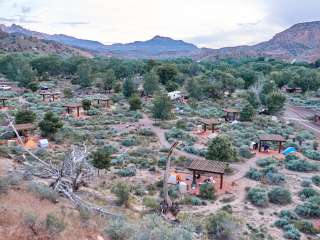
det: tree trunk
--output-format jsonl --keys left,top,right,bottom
{"left": 163, "top": 156, "right": 172, "bottom": 207}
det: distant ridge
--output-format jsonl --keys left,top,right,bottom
{"left": 1, "top": 21, "right": 320, "bottom": 62}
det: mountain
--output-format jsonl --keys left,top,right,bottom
{"left": 0, "top": 24, "right": 199, "bottom": 57}
{"left": 1, "top": 21, "right": 320, "bottom": 61}
{"left": 0, "top": 29, "right": 93, "bottom": 57}
{"left": 198, "top": 21, "right": 320, "bottom": 62}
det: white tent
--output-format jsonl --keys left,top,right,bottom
{"left": 39, "top": 139, "right": 49, "bottom": 148}
{"left": 168, "top": 91, "right": 182, "bottom": 100}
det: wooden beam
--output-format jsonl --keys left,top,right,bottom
{"left": 220, "top": 174, "right": 223, "bottom": 189}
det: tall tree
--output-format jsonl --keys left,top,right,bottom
{"left": 77, "top": 63, "right": 92, "bottom": 88}
{"left": 206, "top": 135, "right": 238, "bottom": 162}
{"left": 91, "top": 147, "right": 112, "bottom": 175}
{"left": 156, "top": 64, "right": 179, "bottom": 84}
{"left": 143, "top": 71, "right": 159, "bottom": 96}
{"left": 152, "top": 93, "right": 173, "bottom": 121}
{"left": 15, "top": 110, "right": 36, "bottom": 124}
{"left": 122, "top": 78, "right": 135, "bottom": 98}
{"left": 266, "top": 91, "right": 286, "bottom": 115}
{"left": 102, "top": 69, "right": 116, "bottom": 93}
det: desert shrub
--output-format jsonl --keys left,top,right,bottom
{"left": 298, "top": 188, "right": 319, "bottom": 200}
{"left": 285, "top": 159, "right": 319, "bottom": 172}
{"left": 246, "top": 168, "right": 263, "bottom": 181}
{"left": 63, "top": 88, "right": 73, "bottom": 98}
{"left": 247, "top": 187, "right": 268, "bottom": 207}
{"left": 143, "top": 196, "right": 159, "bottom": 210}
{"left": 256, "top": 157, "right": 276, "bottom": 167}
{"left": 206, "top": 135, "right": 238, "bottom": 162}
{"left": 265, "top": 171, "right": 285, "bottom": 185}
{"left": 268, "top": 187, "right": 292, "bottom": 205}
{"left": 301, "top": 179, "right": 312, "bottom": 187}
{"left": 294, "top": 220, "right": 319, "bottom": 235}
{"left": 45, "top": 214, "right": 66, "bottom": 234}
{"left": 283, "top": 224, "right": 301, "bottom": 240}
{"left": 111, "top": 181, "right": 130, "bottom": 206}
{"left": 182, "top": 195, "right": 203, "bottom": 206}
{"left": 116, "top": 166, "right": 136, "bottom": 177}
{"left": 303, "top": 149, "right": 320, "bottom": 161}
{"left": 199, "top": 183, "right": 215, "bottom": 200}
{"left": 106, "top": 217, "right": 134, "bottom": 240}
{"left": 128, "top": 94, "right": 142, "bottom": 110}
{"left": 206, "top": 210, "right": 240, "bottom": 240}
{"left": 275, "top": 218, "right": 289, "bottom": 229}
{"left": 279, "top": 210, "right": 299, "bottom": 221}
{"left": 121, "top": 137, "right": 138, "bottom": 147}
{"left": 295, "top": 196, "right": 320, "bottom": 218}
{"left": 0, "top": 177, "right": 9, "bottom": 194}
{"left": 28, "top": 183, "right": 58, "bottom": 203}
{"left": 138, "top": 128, "right": 155, "bottom": 136}
{"left": 176, "top": 119, "right": 187, "bottom": 130}
{"left": 15, "top": 109, "right": 36, "bottom": 124}
{"left": 77, "top": 205, "right": 91, "bottom": 222}
{"left": 239, "top": 145, "right": 254, "bottom": 159}
{"left": 311, "top": 175, "right": 320, "bottom": 186}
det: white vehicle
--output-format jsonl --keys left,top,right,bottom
{"left": 0, "top": 85, "right": 11, "bottom": 90}
{"left": 168, "top": 91, "right": 182, "bottom": 100}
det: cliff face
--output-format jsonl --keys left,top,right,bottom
{"left": 198, "top": 21, "right": 320, "bottom": 62}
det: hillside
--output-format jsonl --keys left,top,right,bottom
{"left": 198, "top": 21, "right": 320, "bottom": 62}
{"left": 1, "top": 21, "right": 320, "bottom": 61}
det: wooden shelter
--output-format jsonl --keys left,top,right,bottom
{"left": 63, "top": 104, "right": 81, "bottom": 117}
{"left": 187, "top": 159, "right": 226, "bottom": 189}
{"left": 93, "top": 98, "right": 111, "bottom": 108}
{"left": 199, "top": 118, "right": 220, "bottom": 133}
{"left": 0, "top": 98, "right": 8, "bottom": 108}
{"left": 223, "top": 108, "right": 240, "bottom": 122}
{"left": 14, "top": 123, "right": 36, "bottom": 138}
{"left": 40, "top": 92, "right": 61, "bottom": 102}
{"left": 258, "top": 134, "right": 286, "bottom": 153}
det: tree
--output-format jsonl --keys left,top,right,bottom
{"left": 143, "top": 71, "right": 159, "bottom": 96}
{"left": 156, "top": 64, "right": 179, "bottom": 84}
{"left": 240, "top": 103, "right": 255, "bottom": 121}
{"left": 39, "top": 112, "right": 63, "bottom": 139}
{"left": 77, "top": 63, "right": 92, "bottom": 88}
{"left": 102, "top": 69, "right": 116, "bottom": 93}
{"left": 15, "top": 110, "right": 36, "bottom": 124}
{"left": 266, "top": 91, "right": 286, "bottom": 115}
{"left": 165, "top": 81, "right": 179, "bottom": 92}
{"left": 111, "top": 181, "right": 130, "bottom": 206}
{"left": 245, "top": 91, "right": 260, "bottom": 108}
{"left": 82, "top": 99, "right": 91, "bottom": 113}
{"left": 128, "top": 94, "right": 142, "bottom": 110}
{"left": 239, "top": 68, "right": 257, "bottom": 89}
{"left": 63, "top": 88, "right": 73, "bottom": 98}
{"left": 152, "top": 93, "right": 173, "bottom": 121}
{"left": 28, "top": 82, "right": 39, "bottom": 92}
{"left": 206, "top": 135, "right": 238, "bottom": 162}
{"left": 91, "top": 147, "right": 112, "bottom": 175}
{"left": 122, "top": 78, "right": 135, "bottom": 98}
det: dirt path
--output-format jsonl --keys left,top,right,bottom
{"left": 283, "top": 105, "right": 320, "bottom": 137}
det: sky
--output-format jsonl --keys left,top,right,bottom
{"left": 0, "top": 0, "right": 319, "bottom": 48}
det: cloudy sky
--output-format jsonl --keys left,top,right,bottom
{"left": 0, "top": 0, "right": 319, "bottom": 48}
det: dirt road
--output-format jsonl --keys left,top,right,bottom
{"left": 283, "top": 105, "right": 320, "bottom": 137}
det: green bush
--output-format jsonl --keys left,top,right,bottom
{"left": 199, "top": 183, "right": 215, "bottom": 200}
{"left": 283, "top": 224, "right": 300, "bottom": 240}
{"left": 311, "top": 175, "right": 320, "bottom": 186}
{"left": 129, "top": 94, "right": 142, "bottom": 110}
{"left": 206, "top": 210, "right": 240, "bottom": 240}
{"left": 256, "top": 157, "right": 276, "bottom": 167}
{"left": 295, "top": 196, "right": 320, "bottom": 218}
{"left": 301, "top": 179, "right": 312, "bottom": 187}
{"left": 239, "top": 145, "right": 254, "bottom": 159}
{"left": 303, "top": 149, "right": 320, "bottom": 161}
{"left": 246, "top": 168, "right": 263, "bottom": 181}
{"left": 105, "top": 217, "right": 133, "bottom": 240}
{"left": 247, "top": 187, "right": 268, "bottom": 207}
{"left": 28, "top": 183, "right": 58, "bottom": 203}
{"left": 285, "top": 159, "right": 319, "bottom": 172}
{"left": 0, "top": 177, "right": 9, "bottom": 194}
{"left": 116, "top": 166, "right": 136, "bottom": 177}
{"left": 111, "top": 181, "right": 130, "bottom": 206}
{"left": 121, "top": 137, "right": 138, "bottom": 147}
{"left": 298, "top": 188, "right": 319, "bottom": 200}
{"left": 45, "top": 214, "right": 66, "bottom": 234}
{"left": 294, "top": 220, "right": 319, "bottom": 235}
{"left": 182, "top": 196, "right": 203, "bottom": 206}
{"left": 143, "top": 196, "right": 159, "bottom": 210}
{"left": 268, "top": 187, "right": 292, "bottom": 205}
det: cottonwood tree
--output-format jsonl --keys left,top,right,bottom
{"left": 91, "top": 147, "right": 112, "bottom": 175}
{"left": 122, "top": 78, "right": 135, "bottom": 98}
{"left": 152, "top": 93, "right": 173, "bottom": 122}
{"left": 129, "top": 94, "right": 142, "bottom": 110}
{"left": 156, "top": 63, "right": 179, "bottom": 84}
{"left": 266, "top": 91, "right": 286, "bottom": 115}
{"left": 82, "top": 99, "right": 91, "bottom": 113}
{"left": 206, "top": 135, "right": 238, "bottom": 162}
{"left": 102, "top": 69, "right": 116, "bottom": 93}
{"left": 240, "top": 103, "right": 256, "bottom": 121}
{"left": 77, "top": 63, "right": 92, "bottom": 88}
{"left": 143, "top": 71, "right": 159, "bottom": 96}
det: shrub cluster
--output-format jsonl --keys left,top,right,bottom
{"left": 247, "top": 187, "right": 268, "bottom": 207}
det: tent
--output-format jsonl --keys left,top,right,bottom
{"left": 39, "top": 139, "right": 49, "bottom": 148}
{"left": 282, "top": 147, "right": 297, "bottom": 156}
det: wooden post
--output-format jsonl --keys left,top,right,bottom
{"left": 212, "top": 124, "right": 215, "bottom": 133}
{"left": 192, "top": 170, "right": 196, "bottom": 186}
{"left": 259, "top": 140, "right": 262, "bottom": 152}
{"left": 77, "top": 107, "right": 80, "bottom": 117}
{"left": 279, "top": 141, "right": 282, "bottom": 153}
{"left": 203, "top": 123, "right": 206, "bottom": 132}
{"left": 67, "top": 107, "right": 70, "bottom": 114}
{"left": 52, "top": 94, "right": 55, "bottom": 102}
{"left": 2, "top": 99, "right": 5, "bottom": 107}
{"left": 42, "top": 94, "right": 45, "bottom": 101}
{"left": 220, "top": 174, "right": 223, "bottom": 189}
